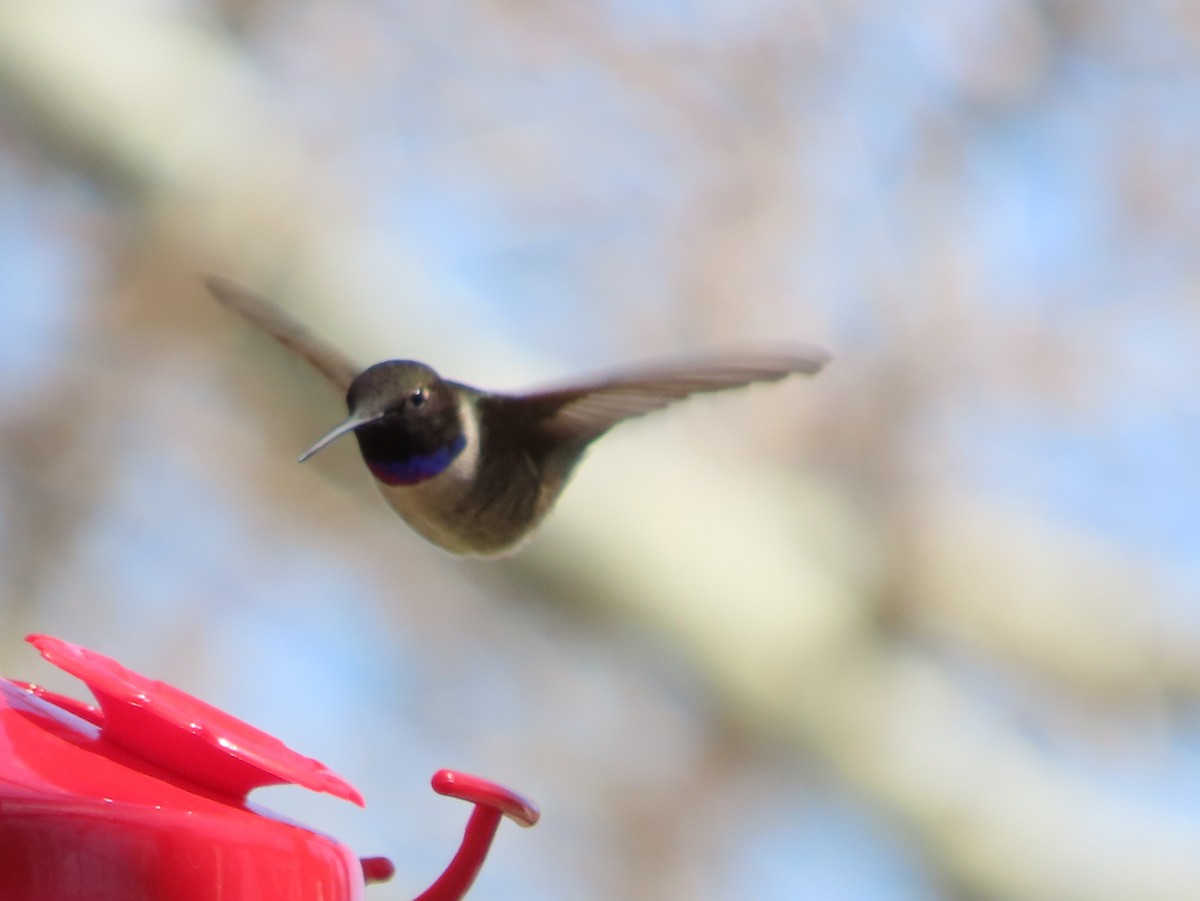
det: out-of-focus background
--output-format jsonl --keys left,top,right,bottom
{"left": 1, "top": 2, "right": 1199, "bottom": 899}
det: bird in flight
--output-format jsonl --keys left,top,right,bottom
{"left": 205, "top": 276, "right": 830, "bottom": 556}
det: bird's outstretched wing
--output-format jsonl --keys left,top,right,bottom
{"left": 521, "top": 347, "right": 831, "bottom": 445}
{"left": 203, "top": 276, "right": 361, "bottom": 393}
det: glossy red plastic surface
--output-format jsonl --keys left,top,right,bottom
{"left": 0, "top": 635, "right": 369, "bottom": 900}
{"left": 0, "top": 634, "right": 539, "bottom": 900}
{"left": 416, "top": 771, "right": 541, "bottom": 901}
{"left": 29, "top": 634, "right": 364, "bottom": 804}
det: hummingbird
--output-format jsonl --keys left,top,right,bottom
{"left": 204, "top": 276, "right": 830, "bottom": 556}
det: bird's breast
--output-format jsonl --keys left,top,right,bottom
{"left": 369, "top": 394, "right": 488, "bottom": 553}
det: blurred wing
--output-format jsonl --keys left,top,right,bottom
{"left": 204, "top": 275, "right": 360, "bottom": 392}
{"left": 526, "top": 347, "right": 831, "bottom": 444}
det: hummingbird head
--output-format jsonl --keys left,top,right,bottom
{"left": 299, "top": 361, "right": 467, "bottom": 484}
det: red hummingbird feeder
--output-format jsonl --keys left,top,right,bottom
{"left": 0, "top": 634, "right": 539, "bottom": 900}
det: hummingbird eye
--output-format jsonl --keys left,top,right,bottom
{"left": 410, "top": 388, "right": 427, "bottom": 408}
